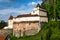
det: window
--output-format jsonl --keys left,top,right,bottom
{"left": 29, "top": 23, "right": 31, "bottom": 25}
{"left": 33, "top": 11, "right": 35, "bottom": 13}
{"left": 18, "top": 23, "right": 20, "bottom": 26}
{"left": 40, "top": 22, "right": 47, "bottom": 27}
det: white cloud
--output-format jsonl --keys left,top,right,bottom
{"left": 0, "top": 1, "right": 42, "bottom": 15}
{"left": 32, "top": 2, "right": 36, "bottom": 5}
{"left": 0, "top": 9, "right": 22, "bottom": 14}
{"left": 28, "top": 2, "right": 37, "bottom": 6}
{"left": 38, "top": 1, "right": 42, "bottom": 5}
{"left": 0, "top": 7, "right": 31, "bottom": 15}
{"left": 28, "top": 1, "right": 42, "bottom": 6}
{"left": 0, "top": 4, "right": 33, "bottom": 15}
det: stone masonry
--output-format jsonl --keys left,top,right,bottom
{"left": 13, "top": 21, "right": 40, "bottom": 38}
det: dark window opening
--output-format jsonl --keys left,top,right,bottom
{"left": 29, "top": 23, "right": 31, "bottom": 25}
{"left": 33, "top": 11, "right": 35, "bottom": 13}
{"left": 40, "top": 22, "right": 47, "bottom": 27}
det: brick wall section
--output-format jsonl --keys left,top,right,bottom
{"left": 13, "top": 22, "right": 40, "bottom": 38}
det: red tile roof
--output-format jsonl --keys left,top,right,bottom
{"left": 36, "top": 3, "right": 41, "bottom": 8}
{"left": 16, "top": 14, "right": 47, "bottom": 18}
{"left": 9, "top": 16, "right": 13, "bottom": 20}
{"left": 16, "top": 14, "right": 39, "bottom": 18}
{"left": 0, "top": 36, "right": 6, "bottom": 40}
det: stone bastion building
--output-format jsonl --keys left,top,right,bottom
{"left": 4, "top": 4, "right": 48, "bottom": 38}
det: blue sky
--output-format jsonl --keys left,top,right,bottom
{"left": 0, "top": 0, "right": 42, "bottom": 22}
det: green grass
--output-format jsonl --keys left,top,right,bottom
{"left": 10, "top": 21, "right": 60, "bottom": 40}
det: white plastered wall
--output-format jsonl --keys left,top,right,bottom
{"left": 14, "top": 16, "right": 40, "bottom": 22}
{"left": 31, "top": 7, "right": 40, "bottom": 15}
{"left": 8, "top": 20, "right": 13, "bottom": 28}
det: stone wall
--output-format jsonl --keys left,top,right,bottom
{"left": 0, "top": 29, "right": 13, "bottom": 36}
{"left": 25, "top": 29, "right": 38, "bottom": 35}
{"left": 13, "top": 22, "right": 40, "bottom": 38}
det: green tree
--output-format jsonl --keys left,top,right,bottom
{"left": 41, "top": 2, "right": 53, "bottom": 21}
{"left": 53, "top": 0, "right": 57, "bottom": 20}
{"left": 41, "top": 34, "right": 43, "bottom": 40}
{"left": 41, "top": 0, "right": 57, "bottom": 21}
{"left": 56, "top": 0, "right": 60, "bottom": 19}
{"left": 0, "top": 20, "right": 7, "bottom": 29}
{"left": 46, "top": 28, "right": 52, "bottom": 40}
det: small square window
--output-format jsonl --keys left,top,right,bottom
{"left": 33, "top": 11, "right": 35, "bottom": 13}
{"left": 29, "top": 23, "right": 31, "bottom": 25}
